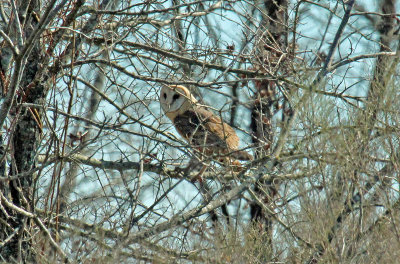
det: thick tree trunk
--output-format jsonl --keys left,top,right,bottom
{"left": 0, "top": 1, "right": 43, "bottom": 261}
{"left": 250, "top": 0, "right": 289, "bottom": 258}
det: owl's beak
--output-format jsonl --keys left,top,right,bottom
{"left": 162, "top": 103, "right": 173, "bottom": 114}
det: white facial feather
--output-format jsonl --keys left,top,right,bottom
{"left": 160, "top": 86, "right": 186, "bottom": 114}
{"left": 160, "top": 85, "right": 198, "bottom": 120}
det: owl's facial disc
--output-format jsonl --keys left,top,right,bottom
{"left": 160, "top": 86, "right": 186, "bottom": 114}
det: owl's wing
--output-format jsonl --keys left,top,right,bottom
{"left": 203, "top": 109, "right": 253, "bottom": 161}
{"left": 174, "top": 106, "right": 253, "bottom": 160}
{"left": 198, "top": 107, "right": 240, "bottom": 150}
{"left": 173, "top": 106, "right": 239, "bottom": 151}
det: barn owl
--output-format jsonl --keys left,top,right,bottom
{"left": 160, "top": 85, "right": 253, "bottom": 168}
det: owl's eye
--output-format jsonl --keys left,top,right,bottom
{"left": 163, "top": 93, "right": 167, "bottom": 99}
{"left": 172, "top": 94, "right": 180, "bottom": 101}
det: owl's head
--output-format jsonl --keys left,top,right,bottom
{"left": 160, "top": 85, "right": 197, "bottom": 119}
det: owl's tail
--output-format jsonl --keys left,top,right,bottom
{"left": 231, "top": 150, "right": 253, "bottom": 161}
